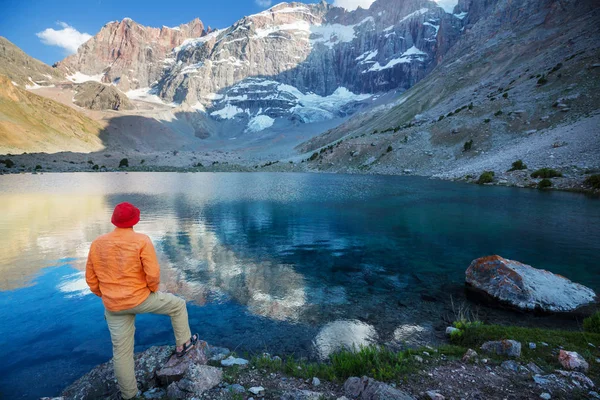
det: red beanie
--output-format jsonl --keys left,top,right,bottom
{"left": 111, "top": 202, "right": 140, "bottom": 228}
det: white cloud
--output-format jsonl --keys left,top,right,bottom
{"left": 36, "top": 21, "right": 92, "bottom": 54}
{"left": 255, "top": 0, "right": 272, "bottom": 7}
{"left": 332, "top": 0, "right": 375, "bottom": 10}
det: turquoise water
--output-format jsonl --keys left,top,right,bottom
{"left": 0, "top": 172, "right": 599, "bottom": 399}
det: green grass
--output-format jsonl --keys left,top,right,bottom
{"left": 476, "top": 171, "right": 495, "bottom": 184}
{"left": 252, "top": 345, "right": 435, "bottom": 383}
{"left": 531, "top": 168, "right": 562, "bottom": 178}
{"left": 451, "top": 324, "right": 600, "bottom": 378}
{"left": 584, "top": 312, "right": 600, "bottom": 334}
{"left": 583, "top": 175, "right": 600, "bottom": 190}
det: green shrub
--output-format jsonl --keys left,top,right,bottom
{"left": 583, "top": 312, "right": 600, "bottom": 334}
{"left": 468, "top": 103, "right": 473, "bottom": 110}
{"left": 386, "top": 145, "right": 393, "bottom": 153}
{"left": 502, "top": 92, "right": 508, "bottom": 98}
{"left": 309, "top": 152, "right": 318, "bottom": 161}
{"left": 87, "top": 160, "right": 94, "bottom": 164}
{"left": 484, "top": 118, "right": 491, "bottom": 123}
{"left": 119, "top": 158, "right": 129, "bottom": 168}
{"left": 537, "top": 178, "right": 552, "bottom": 189}
{"left": 35, "top": 165, "right": 42, "bottom": 170}
{"left": 140, "top": 159, "right": 145, "bottom": 164}
{"left": 463, "top": 140, "right": 473, "bottom": 152}
{"left": 92, "top": 164, "right": 99, "bottom": 170}
{"left": 537, "top": 75, "right": 548, "bottom": 85}
{"left": 1, "top": 159, "right": 14, "bottom": 168}
{"left": 508, "top": 160, "right": 527, "bottom": 171}
{"left": 549, "top": 63, "right": 563, "bottom": 74}
{"left": 438, "top": 115, "right": 445, "bottom": 121}
{"left": 494, "top": 110, "right": 503, "bottom": 116}
{"left": 531, "top": 168, "right": 562, "bottom": 178}
{"left": 447, "top": 112, "right": 454, "bottom": 117}
{"left": 583, "top": 174, "right": 600, "bottom": 189}
{"left": 476, "top": 171, "right": 495, "bottom": 184}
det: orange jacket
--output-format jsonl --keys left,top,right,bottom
{"left": 85, "top": 227, "right": 160, "bottom": 311}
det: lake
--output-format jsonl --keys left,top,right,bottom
{"left": 0, "top": 172, "right": 599, "bottom": 399}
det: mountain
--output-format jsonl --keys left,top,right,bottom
{"left": 0, "top": 36, "right": 64, "bottom": 87}
{"left": 56, "top": 18, "right": 206, "bottom": 92}
{"left": 297, "top": 0, "right": 600, "bottom": 180}
{"left": 0, "top": 75, "right": 104, "bottom": 154}
{"left": 54, "top": 0, "right": 470, "bottom": 136}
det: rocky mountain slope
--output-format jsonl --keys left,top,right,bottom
{"left": 0, "top": 36, "right": 64, "bottom": 87}
{"left": 296, "top": 0, "right": 600, "bottom": 187}
{"left": 0, "top": 75, "right": 104, "bottom": 154}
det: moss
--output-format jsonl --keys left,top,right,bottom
{"left": 583, "top": 175, "right": 600, "bottom": 189}
{"left": 463, "top": 140, "right": 473, "bottom": 152}
{"left": 584, "top": 312, "right": 600, "bottom": 334}
{"left": 531, "top": 168, "right": 562, "bottom": 178}
{"left": 118, "top": 158, "right": 129, "bottom": 168}
{"left": 537, "top": 178, "right": 552, "bottom": 189}
{"left": 476, "top": 171, "right": 494, "bottom": 184}
{"left": 508, "top": 160, "right": 527, "bottom": 171}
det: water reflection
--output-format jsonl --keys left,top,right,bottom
{"left": 1, "top": 172, "right": 599, "bottom": 399}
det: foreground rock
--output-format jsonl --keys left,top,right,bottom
{"left": 558, "top": 350, "right": 589, "bottom": 372}
{"left": 465, "top": 255, "right": 597, "bottom": 312}
{"left": 480, "top": 340, "right": 522, "bottom": 358}
{"left": 343, "top": 376, "right": 416, "bottom": 400}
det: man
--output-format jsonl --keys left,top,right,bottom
{"left": 86, "top": 202, "right": 197, "bottom": 400}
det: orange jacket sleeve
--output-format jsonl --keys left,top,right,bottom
{"left": 140, "top": 236, "right": 160, "bottom": 292}
{"left": 85, "top": 243, "right": 102, "bottom": 297}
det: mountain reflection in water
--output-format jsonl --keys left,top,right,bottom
{"left": 1, "top": 172, "right": 599, "bottom": 399}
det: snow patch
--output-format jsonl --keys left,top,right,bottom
{"left": 174, "top": 29, "right": 223, "bottom": 53}
{"left": 246, "top": 115, "right": 275, "bottom": 132}
{"left": 126, "top": 87, "right": 173, "bottom": 106}
{"left": 365, "top": 46, "right": 426, "bottom": 72}
{"left": 398, "top": 8, "right": 430, "bottom": 24}
{"left": 211, "top": 104, "right": 245, "bottom": 119}
{"left": 453, "top": 11, "right": 468, "bottom": 19}
{"left": 11, "top": 81, "right": 18, "bottom": 86}
{"left": 67, "top": 71, "right": 105, "bottom": 83}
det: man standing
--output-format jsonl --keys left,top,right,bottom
{"left": 86, "top": 202, "right": 197, "bottom": 399}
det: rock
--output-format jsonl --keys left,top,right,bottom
{"left": 529, "top": 342, "right": 537, "bottom": 349}
{"left": 62, "top": 346, "right": 173, "bottom": 399}
{"left": 462, "top": 349, "right": 478, "bottom": 362}
{"left": 589, "top": 391, "right": 600, "bottom": 399}
{"left": 527, "top": 362, "right": 544, "bottom": 375}
{"left": 207, "top": 345, "right": 231, "bottom": 361}
{"left": 480, "top": 340, "right": 521, "bottom": 357}
{"left": 156, "top": 341, "right": 208, "bottom": 385}
{"left": 143, "top": 388, "right": 167, "bottom": 399}
{"left": 403, "top": 169, "right": 413, "bottom": 174}
{"left": 73, "top": 81, "right": 133, "bottom": 110}
{"left": 501, "top": 360, "right": 520, "bottom": 372}
{"left": 166, "top": 364, "right": 222, "bottom": 398}
{"left": 281, "top": 389, "right": 324, "bottom": 400}
{"left": 413, "top": 355, "right": 423, "bottom": 362}
{"left": 312, "top": 377, "right": 321, "bottom": 386}
{"left": 226, "top": 384, "right": 245, "bottom": 393}
{"left": 558, "top": 350, "right": 589, "bottom": 372}
{"left": 465, "top": 255, "right": 596, "bottom": 312}
{"left": 540, "top": 393, "right": 551, "bottom": 400}
{"left": 556, "top": 370, "right": 595, "bottom": 389}
{"left": 249, "top": 386, "right": 265, "bottom": 395}
{"left": 221, "top": 355, "right": 249, "bottom": 367}
{"left": 445, "top": 327, "right": 460, "bottom": 336}
{"left": 343, "top": 376, "right": 415, "bottom": 400}
{"left": 426, "top": 390, "right": 445, "bottom": 399}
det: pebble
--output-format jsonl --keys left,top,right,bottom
{"left": 540, "top": 393, "right": 551, "bottom": 400}
{"left": 312, "top": 377, "right": 321, "bottom": 386}
{"left": 529, "top": 342, "right": 537, "bottom": 349}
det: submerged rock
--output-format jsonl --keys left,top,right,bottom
{"left": 558, "top": 350, "right": 589, "bottom": 372}
{"left": 465, "top": 255, "right": 597, "bottom": 312}
{"left": 343, "top": 376, "right": 415, "bottom": 399}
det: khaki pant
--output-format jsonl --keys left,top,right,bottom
{"left": 105, "top": 292, "right": 192, "bottom": 399}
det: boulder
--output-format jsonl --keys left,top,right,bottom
{"left": 480, "top": 340, "right": 521, "bottom": 357}
{"left": 465, "top": 255, "right": 596, "bottom": 312}
{"left": 281, "top": 389, "right": 325, "bottom": 400}
{"left": 220, "top": 355, "right": 249, "bottom": 367}
{"left": 165, "top": 364, "right": 222, "bottom": 399}
{"left": 343, "top": 376, "right": 415, "bottom": 400}
{"left": 558, "top": 350, "right": 589, "bottom": 372}
{"left": 156, "top": 341, "right": 208, "bottom": 385}
{"left": 462, "top": 348, "right": 478, "bottom": 362}
{"left": 62, "top": 346, "right": 172, "bottom": 399}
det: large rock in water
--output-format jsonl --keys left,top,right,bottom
{"left": 465, "top": 255, "right": 597, "bottom": 312}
